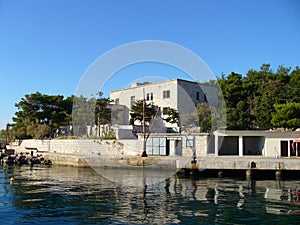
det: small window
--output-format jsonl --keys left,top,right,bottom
{"left": 146, "top": 93, "right": 153, "bottom": 101}
{"left": 186, "top": 138, "right": 194, "bottom": 147}
{"left": 130, "top": 96, "right": 135, "bottom": 107}
{"left": 204, "top": 94, "right": 208, "bottom": 102}
{"left": 163, "top": 107, "right": 169, "bottom": 115}
{"left": 115, "top": 98, "right": 119, "bottom": 105}
{"left": 196, "top": 92, "right": 200, "bottom": 100}
{"left": 163, "top": 90, "right": 170, "bottom": 98}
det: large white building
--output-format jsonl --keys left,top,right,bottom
{"left": 109, "top": 78, "right": 218, "bottom": 128}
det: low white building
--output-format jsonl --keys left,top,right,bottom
{"left": 214, "top": 130, "right": 300, "bottom": 158}
{"left": 109, "top": 78, "right": 218, "bottom": 128}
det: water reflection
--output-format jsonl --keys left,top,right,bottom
{"left": 1, "top": 165, "right": 300, "bottom": 224}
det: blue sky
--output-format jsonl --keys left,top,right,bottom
{"left": 0, "top": 0, "right": 299, "bottom": 129}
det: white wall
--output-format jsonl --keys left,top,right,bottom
{"left": 110, "top": 79, "right": 218, "bottom": 126}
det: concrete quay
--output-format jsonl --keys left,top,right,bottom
{"left": 196, "top": 155, "right": 300, "bottom": 170}
{"left": 11, "top": 139, "right": 300, "bottom": 179}
{"left": 191, "top": 156, "right": 300, "bottom": 179}
{"left": 43, "top": 152, "right": 300, "bottom": 172}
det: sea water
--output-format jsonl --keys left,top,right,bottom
{"left": 1, "top": 165, "right": 300, "bottom": 224}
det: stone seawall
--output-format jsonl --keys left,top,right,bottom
{"left": 16, "top": 139, "right": 143, "bottom": 167}
{"left": 14, "top": 139, "right": 300, "bottom": 172}
{"left": 17, "top": 139, "right": 143, "bottom": 155}
{"left": 44, "top": 152, "right": 89, "bottom": 167}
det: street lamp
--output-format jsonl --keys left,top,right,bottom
{"left": 49, "top": 120, "right": 52, "bottom": 139}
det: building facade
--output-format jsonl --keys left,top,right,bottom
{"left": 109, "top": 78, "right": 218, "bottom": 128}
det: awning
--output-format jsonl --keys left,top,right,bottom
{"left": 293, "top": 139, "right": 300, "bottom": 143}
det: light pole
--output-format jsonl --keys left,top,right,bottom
{"left": 141, "top": 96, "right": 148, "bottom": 157}
{"left": 48, "top": 120, "right": 52, "bottom": 152}
{"left": 49, "top": 120, "right": 52, "bottom": 139}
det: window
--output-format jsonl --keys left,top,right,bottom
{"left": 163, "top": 107, "right": 169, "bottom": 115}
{"left": 186, "top": 137, "right": 194, "bottom": 147}
{"left": 146, "top": 137, "right": 167, "bottom": 155}
{"left": 146, "top": 93, "right": 153, "bottom": 101}
{"left": 204, "top": 93, "right": 208, "bottom": 102}
{"left": 130, "top": 96, "right": 135, "bottom": 108}
{"left": 196, "top": 92, "right": 200, "bottom": 100}
{"left": 163, "top": 90, "right": 170, "bottom": 98}
{"left": 115, "top": 98, "right": 119, "bottom": 105}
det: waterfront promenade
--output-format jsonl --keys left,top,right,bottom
{"left": 41, "top": 152, "right": 300, "bottom": 179}
{"left": 5, "top": 139, "right": 300, "bottom": 179}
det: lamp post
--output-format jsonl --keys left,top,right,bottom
{"left": 141, "top": 88, "right": 147, "bottom": 157}
{"left": 49, "top": 120, "right": 52, "bottom": 139}
{"left": 48, "top": 120, "right": 52, "bottom": 152}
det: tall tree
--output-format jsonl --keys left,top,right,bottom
{"left": 218, "top": 72, "right": 251, "bottom": 129}
{"left": 164, "top": 107, "right": 180, "bottom": 125}
{"left": 94, "top": 92, "right": 111, "bottom": 126}
{"left": 130, "top": 100, "right": 157, "bottom": 125}
{"left": 13, "top": 92, "right": 74, "bottom": 139}
{"left": 196, "top": 103, "right": 212, "bottom": 132}
{"left": 288, "top": 66, "right": 300, "bottom": 103}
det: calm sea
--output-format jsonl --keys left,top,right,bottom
{"left": 1, "top": 165, "right": 300, "bottom": 225}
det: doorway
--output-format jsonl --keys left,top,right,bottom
{"left": 280, "top": 141, "right": 288, "bottom": 157}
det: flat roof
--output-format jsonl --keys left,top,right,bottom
{"left": 214, "top": 130, "right": 300, "bottom": 138}
{"left": 110, "top": 78, "right": 215, "bottom": 93}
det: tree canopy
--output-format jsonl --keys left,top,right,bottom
{"left": 130, "top": 100, "right": 157, "bottom": 125}
{"left": 218, "top": 64, "right": 300, "bottom": 130}
{"left": 13, "top": 92, "right": 74, "bottom": 139}
{"left": 271, "top": 103, "right": 300, "bottom": 129}
{"left": 13, "top": 92, "right": 112, "bottom": 139}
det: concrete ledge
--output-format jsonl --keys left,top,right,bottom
{"left": 197, "top": 156, "right": 300, "bottom": 170}
{"left": 44, "top": 152, "right": 89, "bottom": 167}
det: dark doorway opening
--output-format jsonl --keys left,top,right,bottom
{"left": 280, "top": 141, "right": 288, "bottom": 157}
{"left": 166, "top": 140, "right": 170, "bottom": 156}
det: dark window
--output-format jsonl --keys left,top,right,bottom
{"left": 163, "top": 107, "right": 169, "bottom": 115}
{"left": 115, "top": 98, "right": 119, "bottom": 105}
{"left": 146, "top": 93, "right": 153, "bottom": 101}
{"left": 196, "top": 92, "right": 200, "bottom": 100}
{"left": 163, "top": 90, "right": 170, "bottom": 98}
{"left": 204, "top": 93, "right": 208, "bottom": 102}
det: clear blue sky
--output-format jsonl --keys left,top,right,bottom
{"left": 0, "top": 0, "right": 299, "bottom": 129}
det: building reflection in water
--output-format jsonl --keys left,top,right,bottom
{"left": 7, "top": 166, "right": 300, "bottom": 224}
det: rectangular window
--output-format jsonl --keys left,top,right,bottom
{"left": 115, "top": 98, "right": 119, "bottom": 105}
{"left": 186, "top": 137, "right": 194, "bottom": 147}
{"left": 146, "top": 93, "right": 153, "bottom": 101}
{"left": 196, "top": 92, "right": 200, "bottom": 100}
{"left": 204, "top": 93, "right": 208, "bottom": 102}
{"left": 146, "top": 137, "right": 167, "bottom": 155}
{"left": 163, "top": 90, "right": 170, "bottom": 98}
{"left": 130, "top": 96, "right": 135, "bottom": 108}
{"left": 163, "top": 107, "right": 169, "bottom": 115}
